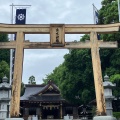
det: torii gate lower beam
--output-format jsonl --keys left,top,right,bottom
{"left": 0, "top": 41, "right": 117, "bottom": 49}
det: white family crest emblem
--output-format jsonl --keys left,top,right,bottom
{"left": 17, "top": 14, "right": 25, "bottom": 21}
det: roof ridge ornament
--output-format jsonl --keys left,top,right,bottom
{"left": 48, "top": 80, "right": 53, "bottom": 84}
{"left": 48, "top": 85, "right": 53, "bottom": 91}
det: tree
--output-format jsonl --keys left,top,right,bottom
{"left": 0, "top": 34, "right": 10, "bottom": 65}
{"left": 59, "top": 49, "right": 95, "bottom": 104}
{"left": 110, "top": 74, "right": 120, "bottom": 97}
{"left": 28, "top": 75, "right": 36, "bottom": 84}
{"left": 43, "top": 64, "right": 66, "bottom": 85}
{"left": 0, "top": 33, "right": 10, "bottom": 83}
{"left": 99, "top": 0, "right": 120, "bottom": 78}
{"left": 80, "top": 34, "right": 90, "bottom": 42}
{"left": 99, "top": 0, "right": 120, "bottom": 45}
{"left": 0, "top": 60, "right": 9, "bottom": 83}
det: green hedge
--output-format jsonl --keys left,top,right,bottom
{"left": 113, "top": 112, "right": 120, "bottom": 119}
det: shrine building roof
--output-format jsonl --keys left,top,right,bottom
{"left": 20, "top": 81, "right": 65, "bottom": 102}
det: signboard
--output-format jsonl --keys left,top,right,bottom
{"left": 50, "top": 24, "right": 65, "bottom": 47}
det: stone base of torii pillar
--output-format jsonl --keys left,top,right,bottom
{"left": 5, "top": 118, "right": 24, "bottom": 120}
{"left": 93, "top": 116, "right": 117, "bottom": 120}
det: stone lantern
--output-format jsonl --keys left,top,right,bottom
{"left": 103, "top": 75, "right": 116, "bottom": 116}
{"left": 0, "top": 76, "right": 11, "bottom": 119}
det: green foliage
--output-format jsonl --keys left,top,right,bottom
{"left": 20, "top": 82, "right": 25, "bottom": 96}
{"left": 0, "top": 34, "right": 10, "bottom": 65}
{"left": 0, "top": 33, "right": 9, "bottom": 42}
{"left": 80, "top": 34, "right": 90, "bottom": 42}
{"left": 99, "top": 0, "right": 120, "bottom": 46}
{"left": 110, "top": 74, "right": 120, "bottom": 97}
{"left": 81, "top": 89, "right": 91, "bottom": 104}
{"left": 43, "top": 64, "right": 65, "bottom": 85}
{"left": 0, "top": 33, "right": 10, "bottom": 83}
{"left": 28, "top": 75, "right": 36, "bottom": 84}
{"left": 100, "top": 0, "right": 118, "bottom": 24}
{"left": 99, "top": 0, "right": 120, "bottom": 98}
{"left": 0, "top": 60, "right": 9, "bottom": 83}
{"left": 92, "top": 106, "right": 97, "bottom": 116}
{"left": 113, "top": 112, "right": 120, "bottom": 119}
{"left": 60, "top": 49, "right": 95, "bottom": 104}
{"left": 99, "top": 48, "right": 120, "bottom": 77}
{"left": 110, "top": 74, "right": 120, "bottom": 83}
{"left": 101, "top": 0, "right": 116, "bottom": 6}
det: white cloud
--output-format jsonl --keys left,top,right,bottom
{"left": 58, "top": 11, "right": 71, "bottom": 19}
{"left": 65, "top": 1, "right": 73, "bottom": 8}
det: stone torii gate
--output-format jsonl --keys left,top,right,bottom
{"left": 0, "top": 23, "right": 118, "bottom": 118}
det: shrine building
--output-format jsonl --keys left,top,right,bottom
{"left": 20, "top": 81, "right": 79, "bottom": 120}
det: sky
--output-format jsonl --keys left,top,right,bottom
{"left": 0, "top": 0, "right": 102, "bottom": 84}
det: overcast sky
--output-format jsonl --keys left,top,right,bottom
{"left": 0, "top": 0, "right": 102, "bottom": 84}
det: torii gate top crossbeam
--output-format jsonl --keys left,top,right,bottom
{"left": 0, "top": 23, "right": 120, "bottom": 34}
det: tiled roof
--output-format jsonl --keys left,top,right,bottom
{"left": 20, "top": 82, "right": 65, "bottom": 102}
{"left": 20, "top": 85, "right": 45, "bottom": 100}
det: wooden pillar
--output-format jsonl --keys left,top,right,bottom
{"left": 90, "top": 32, "right": 106, "bottom": 115}
{"left": 62, "top": 106, "right": 65, "bottom": 118}
{"left": 24, "top": 108, "right": 29, "bottom": 118}
{"left": 10, "top": 32, "right": 24, "bottom": 117}
{"left": 25, "top": 108, "right": 29, "bottom": 115}
{"left": 40, "top": 106, "right": 42, "bottom": 120}
{"left": 60, "top": 103, "right": 63, "bottom": 119}
{"left": 36, "top": 107, "right": 42, "bottom": 119}
{"left": 36, "top": 108, "right": 39, "bottom": 118}
{"left": 39, "top": 103, "right": 42, "bottom": 119}
{"left": 73, "top": 107, "right": 78, "bottom": 119}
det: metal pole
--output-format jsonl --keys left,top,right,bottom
{"left": 10, "top": 3, "right": 14, "bottom": 85}
{"left": 9, "top": 4, "right": 14, "bottom": 118}
{"left": 11, "top": 3, "right": 14, "bottom": 24}
{"left": 118, "top": 0, "right": 120, "bottom": 22}
{"left": 92, "top": 4, "right": 95, "bottom": 24}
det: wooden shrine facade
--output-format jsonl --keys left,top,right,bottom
{"left": 0, "top": 23, "right": 118, "bottom": 117}
{"left": 20, "top": 81, "right": 78, "bottom": 119}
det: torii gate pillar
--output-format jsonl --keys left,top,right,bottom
{"left": 90, "top": 32, "right": 106, "bottom": 115}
